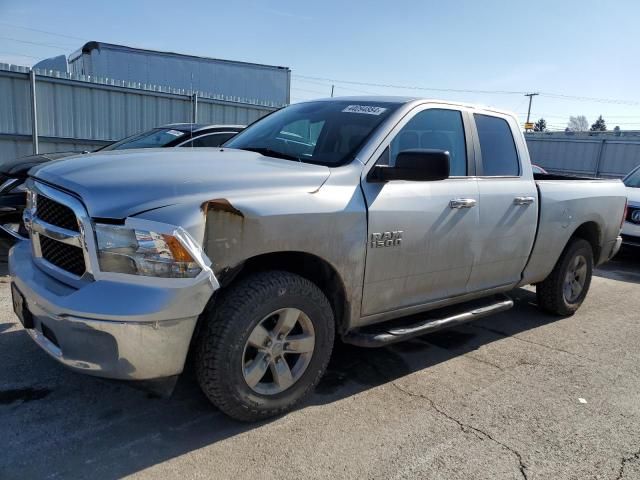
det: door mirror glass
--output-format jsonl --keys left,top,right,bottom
{"left": 371, "top": 149, "right": 450, "bottom": 182}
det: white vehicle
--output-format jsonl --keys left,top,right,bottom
{"left": 622, "top": 165, "right": 640, "bottom": 246}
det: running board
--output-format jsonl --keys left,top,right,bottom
{"left": 343, "top": 294, "right": 514, "bottom": 348}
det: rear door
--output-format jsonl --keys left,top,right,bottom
{"left": 361, "top": 106, "right": 479, "bottom": 317}
{"left": 465, "top": 113, "right": 538, "bottom": 291}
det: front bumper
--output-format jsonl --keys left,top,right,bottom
{"left": 9, "top": 240, "right": 217, "bottom": 380}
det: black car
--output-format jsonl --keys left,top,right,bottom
{"left": 0, "top": 123, "right": 244, "bottom": 239}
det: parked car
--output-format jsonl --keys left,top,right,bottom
{"left": 10, "top": 97, "right": 626, "bottom": 421}
{"left": 0, "top": 124, "right": 244, "bottom": 239}
{"left": 531, "top": 164, "right": 548, "bottom": 174}
{"left": 622, "top": 164, "right": 640, "bottom": 246}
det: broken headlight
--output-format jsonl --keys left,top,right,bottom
{"left": 95, "top": 224, "right": 202, "bottom": 278}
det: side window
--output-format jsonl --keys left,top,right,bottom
{"left": 474, "top": 114, "right": 520, "bottom": 176}
{"left": 180, "top": 133, "right": 236, "bottom": 148}
{"left": 389, "top": 109, "right": 467, "bottom": 176}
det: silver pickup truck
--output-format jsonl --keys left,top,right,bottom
{"left": 10, "top": 97, "right": 627, "bottom": 421}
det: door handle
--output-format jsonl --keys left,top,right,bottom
{"left": 513, "top": 196, "right": 535, "bottom": 206}
{"left": 449, "top": 198, "right": 477, "bottom": 209}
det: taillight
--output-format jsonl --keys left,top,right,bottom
{"left": 621, "top": 199, "right": 628, "bottom": 229}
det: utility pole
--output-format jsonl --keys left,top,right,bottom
{"left": 524, "top": 92, "right": 539, "bottom": 130}
{"left": 29, "top": 69, "right": 39, "bottom": 155}
{"left": 191, "top": 93, "right": 198, "bottom": 123}
{"left": 331, "top": 85, "right": 334, "bottom": 97}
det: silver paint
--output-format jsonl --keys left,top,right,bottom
{"left": 10, "top": 96, "right": 628, "bottom": 382}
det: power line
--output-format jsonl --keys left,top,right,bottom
{"left": 291, "top": 86, "right": 329, "bottom": 95}
{"left": 295, "top": 77, "right": 382, "bottom": 95}
{"left": 519, "top": 113, "right": 640, "bottom": 119}
{"left": 0, "top": 51, "right": 41, "bottom": 59}
{"left": 294, "top": 77, "right": 385, "bottom": 96}
{"left": 0, "top": 36, "right": 76, "bottom": 50}
{"left": 539, "top": 92, "right": 639, "bottom": 106}
{"left": 293, "top": 73, "right": 640, "bottom": 106}
{"left": 293, "top": 74, "right": 526, "bottom": 95}
{"left": 0, "top": 22, "right": 87, "bottom": 42}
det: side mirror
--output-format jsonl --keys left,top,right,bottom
{"left": 370, "top": 149, "right": 450, "bottom": 182}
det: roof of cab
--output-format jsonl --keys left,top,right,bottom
{"left": 301, "top": 96, "right": 518, "bottom": 119}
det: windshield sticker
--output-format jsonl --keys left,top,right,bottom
{"left": 166, "top": 130, "right": 185, "bottom": 137}
{"left": 342, "top": 105, "right": 388, "bottom": 115}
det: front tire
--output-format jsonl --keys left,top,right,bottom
{"left": 196, "top": 270, "right": 334, "bottom": 421}
{"left": 536, "top": 238, "right": 594, "bottom": 316}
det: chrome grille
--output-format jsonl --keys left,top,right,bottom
{"left": 29, "top": 188, "right": 89, "bottom": 281}
{"left": 39, "top": 236, "right": 86, "bottom": 276}
{"left": 36, "top": 195, "right": 79, "bottom": 232}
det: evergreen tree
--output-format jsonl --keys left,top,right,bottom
{"left": 533, "top": 118, "right": 547, "bottom": 132}
{"left": 590, "top": 115, "right": 607, "bottom": 132}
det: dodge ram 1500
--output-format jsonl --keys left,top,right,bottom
{"left": 10, "top": 97, "right": 627, "bottom": 421}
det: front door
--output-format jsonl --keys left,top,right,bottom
{"left": 361, "top": 107, "right": 479, "bottom": 317}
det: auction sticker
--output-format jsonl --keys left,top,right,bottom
{"left": 342, "top": 105, "right": 387, "bottom": 115}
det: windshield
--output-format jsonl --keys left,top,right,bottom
{"left": 100, "top": 128, "right": 186, "bottom": 151}
{"left": 224, "top": 101, "right": 401, "bottom": 165}
{"left": 624, "top": 166, "right": 640, "bottom": 188}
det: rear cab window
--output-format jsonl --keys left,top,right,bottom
{"left": 474, "top": 114, "right": 520, "bottom": 176}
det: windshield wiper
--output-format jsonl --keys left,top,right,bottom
{"left": 236, "top": 147, "right": 300, "bottom": 162}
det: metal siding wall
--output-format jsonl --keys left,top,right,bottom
{"left": 0, "top": 138, "right": 31, "bottom": 160}
{"left": 0, "top": 73, "right": 31, "bottom": 134}
{"left": 599, "top": 142, "right": 640, "bottom": 177}
{"left": 526, "top": 136, "right": 640, "bottom": 178}
{"left": 0, "top": 66, "right": 275, "bottom": 160}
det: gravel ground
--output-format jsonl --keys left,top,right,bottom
{"left": 1, "top": 243, "right": 639, "bottom": 480}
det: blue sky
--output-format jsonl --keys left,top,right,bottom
{"left": 1, "top": 0, "right": 639, "bottom": 130}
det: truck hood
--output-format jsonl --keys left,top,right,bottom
{"left": 31, "top": 148, "right": 331, "bottom": 218}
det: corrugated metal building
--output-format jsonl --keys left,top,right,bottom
{"left": 68, "top": 42, "right": 290, "bottom": 106}
{"left": 0, "top": 63, "right": 277, "bottom": 161}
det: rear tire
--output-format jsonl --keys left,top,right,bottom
{"left": 536, "top": 238, "right": 593, "bottom": 316}
{"left": 196, "top": 270, "right": 334, "bottom": 421}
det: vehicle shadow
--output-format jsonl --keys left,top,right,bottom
{"left": 0, "top": 236, "right": 11, "bottom": 277}
{"left": 595, "top": 246, "right": 640, "bottom": 284}
{"left": 0, "top": 287, "right": 569, "bottom": 479}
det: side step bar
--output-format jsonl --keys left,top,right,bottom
{"left": 343, "top": 294, "right": 514, "bottom": 348}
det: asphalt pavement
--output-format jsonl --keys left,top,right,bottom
{"left": 1, "top": 242, "right": 639, "bottom": 480}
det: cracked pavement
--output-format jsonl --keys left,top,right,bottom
{"left": 1, "top": 246, "right": 639, "bottom": 479}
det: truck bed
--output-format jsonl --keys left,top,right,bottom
{"left": 520, "top": 177, "right": 627, "bottom": 286}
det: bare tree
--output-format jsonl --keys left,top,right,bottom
{"left": 567, "top": 115, "right": 589, "bottom": 132}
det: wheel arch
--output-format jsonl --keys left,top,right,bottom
{"left": 217, "top": 251, "right": 350, "bottom": 335}
{"left": 569, "top": 221, "right": 602, "bottom": 262}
